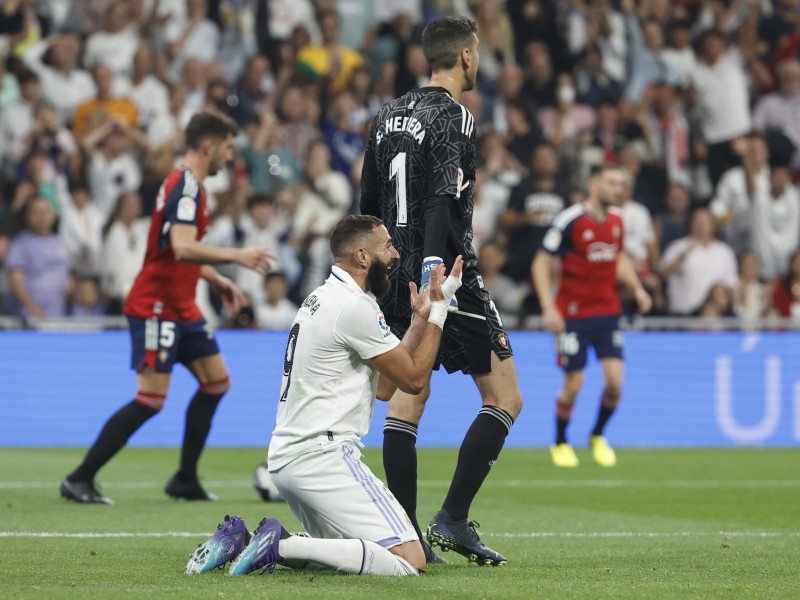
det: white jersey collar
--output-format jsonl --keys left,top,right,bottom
{"left": 330, "top": 265, "right": 376, "bottom": 300}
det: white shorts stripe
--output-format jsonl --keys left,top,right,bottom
{"left": 341, "top": 445, "right": 404, "bottom": 535}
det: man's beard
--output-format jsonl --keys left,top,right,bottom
{"left": 367, "top": 257, "right": 391, "bottom": 297}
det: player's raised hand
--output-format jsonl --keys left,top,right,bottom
{"left": 210, "top": 274, "right": 246, "bottom": 315}
{"left": 408, "top": 279, "right": 432, "bottom": 321}
{"left": 237, "top": 246, "right": 275, "bottom": 274}
{"left": 542, "top": 306, "right": 566, "bottom": 334}
{"left": 426, "top": 263, "right": 448, "bottom": 303}
{"left": 441, "top": 255, "right": 464, "bottom": 308}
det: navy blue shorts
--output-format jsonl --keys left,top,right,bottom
{"left": 555, "top": 315, "right": 623, "bottom": 372}
{"left": 128, "top": 316, "right": 220, "bottom": 373}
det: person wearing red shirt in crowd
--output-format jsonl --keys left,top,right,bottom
{"left": 532, "top": 164, "right": 651, "bottom": 468}
{"left": 61, "top": 111, "right": 272, "bottom": 505}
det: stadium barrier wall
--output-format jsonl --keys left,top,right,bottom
{"left": 1, "top": 330, "right": 798, "bottom": 447}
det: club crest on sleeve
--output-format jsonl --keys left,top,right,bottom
{"left": 497, "top": 333, "right": 509, "bottom": 350}
{"left": 177, "top": 197, "right": 197, "bottom": 221}
{"left": 377, "top": 312, "right": 391, "bottom": 338}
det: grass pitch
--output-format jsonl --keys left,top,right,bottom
{"left": 1, "top": 447, "right": 798, "bottom": 599}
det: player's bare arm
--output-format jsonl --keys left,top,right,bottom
{"left": 200, "top": 265, "right": 246, "bottom": 315}
{"left": 170, "top": 223, "right": 273, "bottom": 274}
{"left": 532, "top": 250, "right": 565, "bottom": 333}
{"left": 617, "top": 251, "right": 652, "bottom": 314}
{"left": 373, "top": 257, "right": 463, "bottom": 399}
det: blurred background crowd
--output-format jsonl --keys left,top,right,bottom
{"left": 1, "top": 0, "right": 800, "bottom": 330}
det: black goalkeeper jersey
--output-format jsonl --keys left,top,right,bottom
{"left": 360, "top": 86, "right": 479, "bottom": 328}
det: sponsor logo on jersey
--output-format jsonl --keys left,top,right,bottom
{"left": 586, "top": 241, "right": 618, "bottom": 262}
{"left": 377, "top": 312, "right": 391, "bottom": 338}
{"left": 177, "top": 197, "right": 197, "bottom": 221}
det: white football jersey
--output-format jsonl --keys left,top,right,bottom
{"left": 268, "top": 266, "right": 401, "bottom": 470}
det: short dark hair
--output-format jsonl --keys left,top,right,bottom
{"left": 246, "top": 193, "right": 275, "bottom": 211}
{"left": 589, "top": 163, "right": 621, "bottom": 178}
{"left": 421, "top": 16, "right": 477, "bottom": 71}
{"left": 330, "top": 215, "right": 384, "bottom": 260}
{"left": 184, "top": 110, "right": 238, "bottom": 150}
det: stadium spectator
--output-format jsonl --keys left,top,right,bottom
{"left": 323, "top": 91, "right": 367, "bottom": 177}
{"left": 661, "top": 20, "right": 696, "bottom": 87}
{"left": 241, "top": 110, "right": 301, "bottom": 196}
{"left": 538, "top": 72, "right": 596, "bottom": 148}
{"left": 688, "top": 29, "right": 751, "bottom": 187}
{"left": 84, "top": 117, "right": 144, "bottom": 220}
{"left": 476, "top": 240, "right": 527, "bottom": 328}
{"left": 5, "top": 196, "right": 71, "bottom": 318}
{"left": 697, "top": 283, "right": 735, "bottom": 327}
{"left": 501, "top": 143, "right": 567, "bottom": 282}
{"left": 255, "top": 271, "right": 297, "bottom": 330}
{"left": 660, "top": 207, "right": 739, "bottom": 315}
{"left": 0, "top": 70, "right": 41, "bottom": 177}
{"left": 21, "top": 32, "right": 96, "bottom": 123}
{"left": 101, "top": 191, "right": 149, "bottom": 314}
{"left": 278, "top": 85, "right": 320, "bottom": 169}
{"left": 769, "top": 249, "right": 800, "bottom": 321}
{"left": 228, "top": 54, "right": 274, "bottom": 127}
{"left": 752, "top": 59, "right": 800, "bottom": 171}
{"left": 83, "top": 1, "right": 140, "bottom": 78}
{"left": 710, "top": 133, "right": 769, "bottom": 255}
{"left": 72, "top": 63, "right": 139, "bottom": 136}
{"left": 112, "top": 45, "right": 170, "bottom": 130}
{"left": 164, "top": 0, "right": 220, "bottom": 82}
{"left": 654, "top": 182, "right": 691, "bottom": 253}
{"left": 619, "top": 169, "right": 660, "bottom": 310}
{"left": 55, "top": 177, "right": 104, "bottom": 277}
{"left": 734, "top": 250, "right": 769, "bottom": 324}
{"left": 620, "top": 0, "right": 676, "bottom": 102}
{"left": 489, "top": 62, "right": 524, "bottom": 136}
{"left": 472, "top": 0, "right": 515, "bottom": 91}
{"left": 297, "top": 10, "right": 364, "bottom": 93}
{"left": 566, "top": 0, "right": 627, "bottom": 84}
{"left": 69, "top": 276, "right": 104, "bottom": 316}
{"left": 0, "top": 52, "right": 20, "bottom": 107}
{"left": 521, "top": 41, "right": 557, "bottom": 108}
{"left": 572, "top": 43, "right": 622, "bottom": 108}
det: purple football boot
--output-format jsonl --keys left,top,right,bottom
{"left": 185, "top": 515, "right": 250, "bottom": 574}
{"left": 226, "top": 517, "right": 288, "bottom": 576}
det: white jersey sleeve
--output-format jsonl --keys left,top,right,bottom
{"left": 334, "top": 296, "right": 400, "bottom": 360}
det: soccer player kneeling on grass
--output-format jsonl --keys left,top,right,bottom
{"left": 186, "top": 215, "right": 462, "bottom": 576}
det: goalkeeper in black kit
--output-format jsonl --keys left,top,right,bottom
{"left": 360, "top": 15, "right": 524, "bottom": 566}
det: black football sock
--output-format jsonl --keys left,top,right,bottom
{"left": 591, "top": 392, "right": 620, "bottom": 437}
{"left": 442, "top": 406, "right": 513, "bottom": 522}
{"left": 68, "top": 400, "right": 159, "bottom": 482}
{"left": 383, "top": 417, "right": 422, "bottom": 539}
{"left": 555, "top": 396, "right": 573, "bottom": 444}
{"left": 177, "top": 385, "right": 227, "bottom": 482}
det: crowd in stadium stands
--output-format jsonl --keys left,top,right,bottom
{"left": 1, "top": 0, "right": 800, "bottom": 330}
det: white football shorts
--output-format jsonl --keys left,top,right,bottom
{"left": 270, "top": 441, "right": 418, "bottom": 549}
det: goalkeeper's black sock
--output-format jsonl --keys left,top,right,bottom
{"left": 442, "top": 406, "right": 513, "bottom": 522}
{"left": 383, "top": 417, "right": 422, "bottom": 539}
{"left": 176, "top": 379, "right": 229, "bottom": 483}
{"left": 591, "top": 391, "right": 620, "bottom": 437}
{"left": 68, "top": 399, "right": 159, "bottom": 482}
{"left": 555, "top": 396, "right": 573, "bottom": 444}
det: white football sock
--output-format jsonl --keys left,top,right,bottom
{"left": 279, "top": 536, "right": 419, "bottom": 576}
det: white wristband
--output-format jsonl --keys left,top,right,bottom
{"left": 428, "top": 301, "right": 449, "bottom": 330}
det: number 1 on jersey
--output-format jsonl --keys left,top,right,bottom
{"left": 389, "top": 152, "right": 407, "bottom": 227}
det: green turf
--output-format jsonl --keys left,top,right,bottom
{"left": 1, "top": 447, "right": 798, "bottom": 599}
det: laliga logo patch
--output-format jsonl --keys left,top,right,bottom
{"left": 158, "top": 349, "right": 169, "bottom": 363}
{"left": 377, "top": 312, "right": 391, "bottom": 338}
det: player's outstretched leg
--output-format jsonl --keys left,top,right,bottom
{"left": 61, "top": 394, "right": 163, "bottom": 504}
{"left": 224, "top": 518, "right": 420, "bottom": 576}
{"left": 185, "top": 515, "right": 251, "bottom": 573}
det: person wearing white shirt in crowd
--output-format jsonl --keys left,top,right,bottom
{"left": 55, "top": 177, "right": 104, "bottom": 277}
{"left": 83, "top": 1, "right": 140, "bottom": 79}
{"left": 710, "top": 134, "right": 769, "bottom": 255}
{"left": 567, "top": 2, "right": 627, "bottom": 83}
{"left": 234, "top": 194, "right": 281, "bottom": 306}
{"left": 268, "top": 0, "right": 320, "bottom": 45}
{"left": 660, "top": 207, "right": 739, "bottom": 315}
{"left": 112, "top": 46, "right": 170, "bottom": 129}
{"left": 752, "top": 58, "right": 800, "bottom": 171}
{"left": 101, "top": 191, "right": 149, "bottom": 312}
{"left": 688, "top": 29, "right": 751, "bottom": 187}
{"left": 620, "top": 171, "right": 658, "bottom": 272}
{"left": 747, "top": 163, "right": 800, "bottom": 280}
{"left": 660, "top": 20, "right": 697, "bottom": 88}
{"left": 164, "top": 0, "right": 220, "bottom": 82}
{"left": 85, "top": 120, "right": 143, "bottom": 220}
{"left": 22, "top": 32, "right": 96, "bottom": 123}
{"left": 734, "top": 250, "right": 769, "bottom": 324}
{"left": 0, "top": 70, "right": 41, "bottom": 177}
{"left": 255, "top": 272, "right": 298, "bottom": 330}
